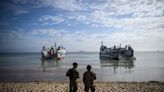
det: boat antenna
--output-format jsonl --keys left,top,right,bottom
{"left": 55, "top": 42, "right": 56, "bottom": 47}
{"left": 101, "top": 41, "right": 103, "bottom": 46}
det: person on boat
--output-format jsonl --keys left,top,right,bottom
{"left": 50, "top": 47, "right": 55, "bottom": 55}
{"left": 124, "top": 45, "right": 127, "bottom": 50}
{"left": 57, "top": 46, "right": 60, "bottom": 50}
{"left": 114, "top": 45, "right": 116, "bottom": 50}
{"left": 83, "top": 65, "right": 96, "bottom": 92}
{"left": 66, "top": 62, "right": 79, "bottom": 92}
{"left": 47, "top": 48, "right": 51, "bottom": 57}
{"left": 41, "top": 46, "right": 47, "bottom": 58}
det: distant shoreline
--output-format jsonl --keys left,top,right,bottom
{"left": 0, "top": 51, "right": 164, "bottom": 54}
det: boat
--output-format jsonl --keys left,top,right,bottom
{"left": 41, "top": 43, "right": 66, "bottom": 60}
{"left": 100, "top": 42, "right": 135, "bottom": 60}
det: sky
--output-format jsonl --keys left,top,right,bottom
{"left": 0, "top": 0, "right": 164, "bottom": 52}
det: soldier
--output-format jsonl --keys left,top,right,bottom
{"left": 66, "top": 62, "right": 79, "bottom": 92}
{"left": 83, "top": 65, "right": 96, "bottom": 92}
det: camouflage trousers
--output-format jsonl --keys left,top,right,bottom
{"left": 84, "top": 84, "right": 95, "bottom": 92}
{"left": 69, "top": 80, "right": 77, "bottom": 92}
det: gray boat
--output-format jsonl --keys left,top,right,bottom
{"left": 100, "top": 42, "right": 135, "bottom": 60}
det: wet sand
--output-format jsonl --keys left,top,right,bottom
{"left": 0, "top": 81, "right": 164, "bottom": 92}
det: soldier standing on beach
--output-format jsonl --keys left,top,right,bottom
{"left": 66, "top": 62, "right": 79, "bottom": 92}
{"left": 83, "top": 65, "right": 96, "bottom": 92}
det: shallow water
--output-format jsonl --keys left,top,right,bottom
{"left": 0, "top": 52, "right": 164, "bottom": 82}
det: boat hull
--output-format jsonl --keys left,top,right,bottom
{"left": 42, "top": 52, "right": 65, "bottom": 60}
{"left": 100, "top": 54, "right": 119, "bottom": 60}
{"left": 100, "top": 44, "right": 134, "bottom": 60}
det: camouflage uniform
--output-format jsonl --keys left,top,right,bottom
{"left": 83, "top": 71, "right": 96, "bottom": 92}
{"left": 66, "top": 68, "right": 79, "bottom": 92}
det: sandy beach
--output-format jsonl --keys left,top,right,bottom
{"left": 0, "top": 81, "right": 163, "bottom": 92}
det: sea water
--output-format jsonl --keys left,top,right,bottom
{"left": 0, "top": 52, "right": 164, "bottom": 82}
